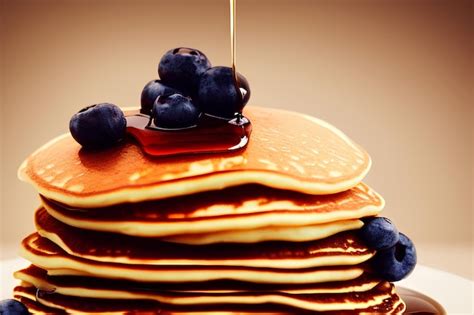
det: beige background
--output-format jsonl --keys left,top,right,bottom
{"left": 1, "top": 0, "right": 472, "bottom": 280}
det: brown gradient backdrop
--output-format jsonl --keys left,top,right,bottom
{"left": 1, "top": 0, "right": 472, "bottom": 279}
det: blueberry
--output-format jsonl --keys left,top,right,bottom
{"left": 198, "top": 66, "right": 251, "bottom": 119}
{"left": 158, "top": 47, "right": 211, "bottom": 96}
{"left": 69, "top": 103, "right": 126, "bottom": 149}
{"left": 0, "top": 299, "right": 29, "bottom": 315}
{"left": 372, "top": 233, "right": 417, "bottom": 281}
{"left": 360, "top": 217, "right": 399, "bottom": 250}
{"left": 140, "top": 80, "right": 179, "bottom": 115}
{"left": 152, "top": 94, "right": 200, "bottom": 129}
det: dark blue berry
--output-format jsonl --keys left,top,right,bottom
{"left": 158, "top": 47, "right": 211, "bottom": 96}
{"left": 0, "top": 299, "right": 29, "bottom": 315}
{"left": 198, "top": 66, "right": 250, "bottom": 119}
{"left": 140, "top": 80, "right": 179, "bottom": 115}
{"left": 152, "top": 94, "right": 200, "bottom": 129}
{"left": 372, "top": 233, "right": 417, "bottom": 281}
{"left": 69, "top": 103, "right": 126, "bottom": 149}
{"left": 360, "top": 217, "right": 399, "bottom": 250}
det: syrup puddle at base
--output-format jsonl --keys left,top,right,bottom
{"left": 397, "top": 286, "right": 446, "bottom": 314}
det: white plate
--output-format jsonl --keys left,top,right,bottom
{"left": 397, "top": 264, "right": 473, "bottom": 314}
{"left": 1, "top": 258, "right": 473, "bottom": 313}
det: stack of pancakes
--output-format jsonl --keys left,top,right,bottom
{"left": 14, "top": 107, "right": 405, "bottom": 314}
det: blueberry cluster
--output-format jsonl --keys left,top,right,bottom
{"left": 69, "top": 47, "right": 251, "bottom": 149}
{"left": 141, "top": 47, "right": 251, "bottom": 127}
{"left": 0, "top": 299, "right": 29, "bottom": 315}
{"left": 360, "top": 217, "right": 417, "bottom": 282}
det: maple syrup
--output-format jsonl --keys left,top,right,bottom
{"left": 127, "top": 0, "right": 251, "bottom": 158}
{"left": 230, "top": 0, "right": 250, "bottom": 113}
{"left": 126, "top": 111, "right": 251, "bottom": 157}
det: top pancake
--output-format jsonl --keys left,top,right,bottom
{"left": 19, "top": 106, "right": 371, "bottom": 207}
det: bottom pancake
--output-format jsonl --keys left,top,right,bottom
{"left": 14, "top": 282, "right": 405, "bottom": 314}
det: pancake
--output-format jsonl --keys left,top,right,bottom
{"left": 14, "top": 283, "right": 405, "bottom": 314}
{"left": 14, "top": 266, "right": 383, "bottom": 302}
{"left": 35, "top": 208, "right": 374, "bottom": 268}
{"left": 14, "top": 291, "right": 65, "bottom": 315}
{"left": 164, "top": 220, "right": 363, "bottom": 245}
{"left": 15, "top": 265, "right": 383, "bottom": 294}
{"left": 21, "top": 234, "right": 366, "bottom": 284}
{"left": 18, "top": 106, "right": 371, "bottom": 208}
{"left": 40, "top": 183, "right": 383, "bottom": 237}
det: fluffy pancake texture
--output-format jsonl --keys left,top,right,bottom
{"left": 21, "top": 234, "right": 366, "bottom": 284}
{"left": 40, "top": 182, "right": 383, "bottom": 237}
{"left": 13, "top": 265, "right": 405, "bottom": 314}
{"left": 15, "top": 265, "right": 382, "bottom": 294}
{"left": 34, "top": 208, "right": 375, "bottom": 268}
{"left": 19, "top": 106, "right": 371, "bottom": 208}
{"left": 14, "top": 283, "right": 405, "bottom": 314}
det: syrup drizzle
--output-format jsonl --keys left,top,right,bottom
{"left": 230, "top": 0, "right": 249, "bottom": 116}
{"left": 230, "top": 0, "right": 238, "bottom": 85}
{"left": 126, "top": 111, "right": 251, "bottom": 158}
{"left": 126, "top": 0, "right": 251, "bottom": 158}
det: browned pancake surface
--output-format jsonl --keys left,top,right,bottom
{"left": 14, "top": 283, "right": 404, "bottom": 314}
{"left": 35, "top": 208, "right": 374, "bottom": 264}
{"left": 16, "top": 264, "right": 380, "bottom": 293}
{"left": 21, "top": 234, "right": 367, "bottom": 284}
{"left": 40, "top": 182, "right": 383, "bottom": 238}
{"left": 20, "top": 107, "right": 371, "bottom": 207}
{"left": 41, "top": 183, "right": 382, "bottom": 222}
{"left": 22, "top": 233, "right": 363, "bottom": 273}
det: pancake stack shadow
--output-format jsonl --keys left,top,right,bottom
{"left": 14, "top": 107, "right": 406, "bottom": 314}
